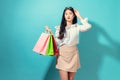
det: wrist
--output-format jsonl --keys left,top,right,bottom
{"left": 78, "top": 15, "right": 83, "bottom": 21}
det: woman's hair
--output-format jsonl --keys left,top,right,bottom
{"left": 58, "top": 7, "right": 77, "bottom": 39}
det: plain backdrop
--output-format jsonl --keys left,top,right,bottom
{"left": 0, "top": 0, "right": 120, "bottom": 80}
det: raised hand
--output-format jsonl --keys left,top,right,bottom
{"left": 74, "top": 9, "right": 83, "bottom": 20}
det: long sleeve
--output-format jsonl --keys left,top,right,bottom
{"left": 54, "top": 20, "right": 91, "bottom": 46}
{"left": 77, "top": 18, "right": 92, "bottom": 32}
{"left": 54, "top": 26, "right": 69, "bottom": 46}
{"left": 54, "top": 26, "right": 62, "bottom": 46}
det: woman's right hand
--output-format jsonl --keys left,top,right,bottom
{"left": 45, "top": 25, "right": 49, "bottom": 31}
{"left": 45, "top": 25, "right": 52, "bottom": 34}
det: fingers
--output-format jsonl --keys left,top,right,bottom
{"left": 74, "top": 9, "right": 77, "bottom": 13}
{"left": 74, "top": 9, "right": 81, "bottom": 17}
{"left": 74, "top": 9, "right": 78, "bottom": 12}
{"left": 45, "top": 25, "right": 49, "bottom": 31}
{"left": 45, "top": 25, "right": 53, "bottom": 34}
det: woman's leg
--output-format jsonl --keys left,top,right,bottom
{"left": 59, "top": 70, "right": 68, "bottom": 80}
{"left": 68, "top": 72, "right": 76, "bottom": 80}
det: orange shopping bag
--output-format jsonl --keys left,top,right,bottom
{"left": 33, "top": 32, "right": 50, "bottom": 55}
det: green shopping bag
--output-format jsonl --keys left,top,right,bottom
{"left": 46, "top": 34, "right": 54, "bottom": 55}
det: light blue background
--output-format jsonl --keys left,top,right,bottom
{"left": 0, "top": 0, "right": 120, "bottom": 80}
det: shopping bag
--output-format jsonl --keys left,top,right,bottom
{"left": 46, "top": 34, "right": 54, "bottom": 56}
{"left": 52, "top": 35, "right": 59, "bottom": 56}
{"left": 33, "top": 32, "right": 50, "bottom": 55}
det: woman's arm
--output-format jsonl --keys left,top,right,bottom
{"left": 74, "top": 9, "right": 92, "bottom": 32}
{"left": 74, "top": 9, "right": 84, "bottom": 21}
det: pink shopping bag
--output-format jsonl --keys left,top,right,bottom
{"left": 33, "top": 33, "right": 50, "bottom": 55}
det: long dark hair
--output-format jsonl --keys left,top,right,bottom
{"left": 58, "top": 7, "right": 77, "bottom": 39}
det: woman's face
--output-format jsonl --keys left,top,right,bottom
{"left": 64, "top": 9, "right": 74, "bottom": 22}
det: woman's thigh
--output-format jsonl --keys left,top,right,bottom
{"left": 68, "top": 72, "right": 76, "bottom": 80}
{"left": 59, "top": 70, "right": 69, "bottom": 80}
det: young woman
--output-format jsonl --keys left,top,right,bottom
{"left": 46, "top": 7, "right": 92, "bottom": 80}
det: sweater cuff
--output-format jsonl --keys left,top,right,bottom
{"left": 81, "top": 17, "right": 88, "bottom": 24}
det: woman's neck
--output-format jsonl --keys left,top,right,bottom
{"left": 66, "top": 21, "right": 72, "bottom": 27}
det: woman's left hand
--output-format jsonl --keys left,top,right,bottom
{"left": 74, "top": 9, "right": 83, "bottom": 20}
{"left": 74, "top": 9, "right": 81, "bottom": 18}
